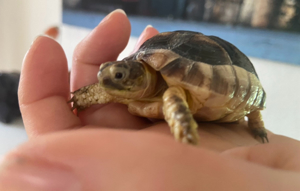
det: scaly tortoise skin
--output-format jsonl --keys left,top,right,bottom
{"left": 70, "top": 31, "right": 268, "bottom": 145}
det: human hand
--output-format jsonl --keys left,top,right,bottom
{"left": 19, "top": 9, "right": 263, "bottom": 151}
{"left": 1, "top": 128, "right": 300, "bottom": 190}
{"left": 1, "top": 9, "right": 299, "bottom": 191}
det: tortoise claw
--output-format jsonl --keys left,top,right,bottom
{"left": 68, "top": 98, "right": 84, "bottom": 112}
{"left": 261, "top": 135, "right": 269, "bottom": 143}
{"left": 68, "top": 97, "right": 75, "bottom": 104}
{"left": 68, "top": 96, "right": 80, "bottom": 111}
{"left": 71, "top": 105, "right": 77, "bottom": 111}
{"left": 251, "top": 128, "right": 269, "bottom": 144}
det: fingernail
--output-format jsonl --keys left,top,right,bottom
{"left": 113, "top": 9, "right": 126, "bottom": 16}
{"left": 0, "top": 155, "right": 81, "bottom": 191}
{"left": 30, "top": 35, "right": 43, "bottom": 47}
{"left": 31, "top": 35, "right": 53, "bottom": 45}
{"left": 28, "top": 35, "right": 52, "bottom": 53}
{"left": 145, "top": 25, "right": 153, "bottom": 29}
{"left": 23, "top": 35, "right": 44, "bottom": 66}
{"left": 101, "top": 9, "right": 126, "bottom": 24}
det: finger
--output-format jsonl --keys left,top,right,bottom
{"left": 71, "top": 9, "right": 131, "bottom": 91}
{"left": 18, "top": 36, "right": 81, "bottom": 138}
{"left": 132, "top": 25, "right": 159, "bottom": 53}
{"left": 78, "top": 25, "right": 160, "bottom": 129}
{"left": 79, "top": 103, "right": 152, "bottom": 130}
{"left": 0, "top": 129, "right": 296, "bottom": 191}
{"left": 222, "top": 134, "right": 300, "bottom": 171}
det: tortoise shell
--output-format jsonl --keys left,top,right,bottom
{"left": 125, "top": 30, "right": 266, "bottom": 122}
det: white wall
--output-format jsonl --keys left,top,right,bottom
{"left": 0, "top": 0, "right": 62, "bottom": 71}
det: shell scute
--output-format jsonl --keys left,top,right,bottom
{"left": 208, "top": 35, "right": 259, "bottom": 78}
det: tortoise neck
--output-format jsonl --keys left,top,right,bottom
{"left": 151, "top": 72, "right": 168, "bottom": 98}
{"left": 138, "top": 62, "right": 157, "bottom": 98}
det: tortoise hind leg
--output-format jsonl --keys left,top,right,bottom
{"left": 247, "top": 111, "right": 268, "bottom": 143}
{"left": 162, "top": 86, "right": 199, "bottom": 145}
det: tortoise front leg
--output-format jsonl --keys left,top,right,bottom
{"left": 162, "top": 86, "right": 199, "bottom": 145}
{"left": 69, "top": 83, "right": 130, "bottom": 112}
{"left": 128, "top": 101, "right": 164, "bottom": 119}
{"left": 69, "top": 83, "right": 104, "bottom": 111}
{"left": 247, "top": 111, "right": 268, "bottom": 143}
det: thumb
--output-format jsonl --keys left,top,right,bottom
{"left": 0, "top": 129, "right": 294, "bottom": 191}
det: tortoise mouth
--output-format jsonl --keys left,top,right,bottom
{"left": 99, "top": 76, "right": 126, "bottom": 91}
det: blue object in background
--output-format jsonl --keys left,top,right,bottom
{"left": 63, "top": 9, "right": 300, "bottom": 66}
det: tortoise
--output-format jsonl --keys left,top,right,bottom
{"left": 70, "top": 30, "right": 268, "bottom": 145}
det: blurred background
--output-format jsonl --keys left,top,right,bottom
{"left": 64, "top": 0, "right": 300, "bottom": 31}
{"left": 0, "top": 0, "right": 299, "bottom": 155}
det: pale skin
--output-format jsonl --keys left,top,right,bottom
{"left": 0, "top": 9, "right": 299, "bottom": 191}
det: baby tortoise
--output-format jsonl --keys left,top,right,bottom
{"left": 70, "top": 31, "right": 268, "bottom": 145}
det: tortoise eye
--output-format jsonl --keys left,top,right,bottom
{"left": 115, "top": 72, "right": 124, "bottom": 79}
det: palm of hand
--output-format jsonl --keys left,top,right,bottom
{"left": 14, "top": 10, "right": 300, "bottom": 191}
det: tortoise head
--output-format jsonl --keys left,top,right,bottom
{"left": 97, "top": 60, "right": 157, "bottom": 99}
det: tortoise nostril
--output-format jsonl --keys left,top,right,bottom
{"left": 102, "top": 77, "right": 111, "bottom": 85}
